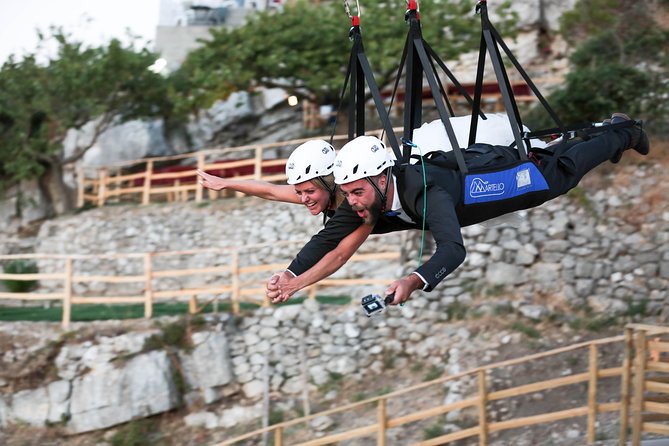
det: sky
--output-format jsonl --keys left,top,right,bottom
{"left": 0, "top": 0, "right": 161, "bottom": 64}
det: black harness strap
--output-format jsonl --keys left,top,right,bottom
{"left": 380, "top": 32, "right": 409, "bottom": 145}
{"left": 400, "top": 1, "right": 469, "bottom": 173}
{"left": 330, "top": 17, "right": 401, "bottom": 160}
{"left": 468, "top": 34, "right": 488, "bottom": 148}
{"left": 424, "top": 42, "right": 486, "bottom": 120}
{"left": 470, "top": 1, "right": 573, "bottom": 153}
{"left": 523, "top": 119, "right": 638, "bottom": 143}
{"left": 488, "top": 24, "right": 566, "bottom": 136}
{"left": 473, "top": 0, "right": 527, "bottom": 159}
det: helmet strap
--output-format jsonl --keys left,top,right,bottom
{"left": 314, "top": 176, "right": 337, "bottom": 211}
{"left": 365, "top": 166, "right": 393, "bottom": 214}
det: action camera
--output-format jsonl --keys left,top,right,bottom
{"left": 361, "top": 293, "right": 394, "bottom": 317}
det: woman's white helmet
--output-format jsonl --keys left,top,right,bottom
{"left": 285, "top": 140, "right": 336, "bottom": 185}
{"left": 334, "top": 136, "right": 395, "bottom": 185}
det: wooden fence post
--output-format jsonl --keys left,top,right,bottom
{"left": 300, "top": 334, "right": 311, "bottom": 417}
{"left": 587, "top": 343, "right": 599, "bottom": 444}
{"left": 142, "top": 160, "right": 154, "bottom": 205}
{"left": 196, "top": 153, "right": 205, "bottom": 203}
{"left": 262, "top": 355, "right": 270, "bottom": 446}
{"left": 254, "top": 146, "right": 263, "bottom": 181}
{"left": 619, "top": 327, "right": 633, "bottom": 446}
{"left": 632, "top": 329, "right": 647, "bottom": 446}
{"left": 144, "top": 253, "right": 153, "bottom": 319}
{"left": 377, "top": 398, "right": 387, "bottom": 446}
{"left": 478, "top": 369, "right": 488, "bottom": 446}
{"left": 98, "top": 168, "right": 108, "bottom": 207}
{"left": 173, "top": 179, "right": 181, "bottom": 202}
{"left": 274, "top": 426, "right": 283, "bottom": 446}
{"left": 76, "top": 165, "right": 85, "bottom": 208}
{"left": 62, "top": 258, "right": 73, "bottom": 329}
{"left": 231, "top": 250, "right": 240, "bottom": 314}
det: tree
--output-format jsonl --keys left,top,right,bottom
{"left": 526, "top": 0, "right": 669, "bottom": 132}
{"left": 173, "top": 0, "right": 517, "bottom": 111}
{"left": 0, "top": 30, "right": 172, "bottom": 216}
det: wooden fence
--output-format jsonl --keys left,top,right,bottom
{"left": 76, "top": 129, "right": 391, "bottom": 209}
{"left": 0, "top": 243, "right": 400, "bottom": 328}
{"left": 217, "top": 324, "right": 669, "bottom": 446}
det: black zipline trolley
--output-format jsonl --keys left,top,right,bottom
{"left": 335, "top": 0, "right": 637, "bottom": 169}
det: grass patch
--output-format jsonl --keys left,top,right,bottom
{"left": 493, "top": 303, "right": 515, "bottom": 316}
{"left": 624, "top": 299, "right": 648, "bottom": 317}
{"left": 423, "top": 365, "right": 442, "bottom": 382}
{"left": 568, "top": 315, "right": 619, "bottom": 332}
{"left": 280, "top": 295, "right": 352, "bottom": 306}
{"left": 510, "top": 321, "right": 541, "bottom": 339}
{"left": 318, "top": 372, "right": 345, "bottom": 395}
{"left": 485, "top": 284, "right": 506, "bottom": 297}
{"left": 375, "top": 386, "right": 392, "bottom": 396}
{"left": 110, "top": 419, "right": 161, "bottom": 446}
{"left": 0, "top": 295, "right": 351, "bottom": 322}
{"left": 352, "top": 392, "right": 367, "bottom": 402}
{"left": 446, "top": 301, "right": 468, "bottom": 320}
{"left": 423, "top": 422, "right": 445, "bottom": 440}
{"left": 269, "top": 409, "right": 284, "bottom": 425}
{"left": 567, "top": 186, "right": 597, "bottom": 217}
{"left": 411, "top": 360, "right": 425, "bottom": 373}
{"left": 2, "top": 259, "right": 39, "bottom": 293}
{"left": 0, "top": 302, "right": 245, "bottom": 323}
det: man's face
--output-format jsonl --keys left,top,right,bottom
{"left": 339, "top": 176, "right": 385, "bottom": 226}
{"left": 294, "top": 180, "right": 331, "bottom": 215}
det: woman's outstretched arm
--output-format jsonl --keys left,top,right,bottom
{"left": 197, "top": 169, "right": 300, "bottom": 204}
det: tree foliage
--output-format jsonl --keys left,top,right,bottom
{"left": 0, "top": 29, "right": 172, "bottom": 213}
{"left": 527, "top": 0, "right": 669, "bottom": 132}
{"left": 174, "top": 0, "right": 517, "bottom": 111}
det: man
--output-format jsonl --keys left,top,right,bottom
{"left": 268, "top": 113, "right": 649, "bottom": 305}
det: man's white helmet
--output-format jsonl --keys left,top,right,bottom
{"left": 285, "top": 140, "right": 336, "bottom": 185}
{"left": 334, "top": 136, "right": 395, "bottom": 185}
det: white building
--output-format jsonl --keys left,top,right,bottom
{"left": 155, "top": 0, "right": 284, "bottom": 71}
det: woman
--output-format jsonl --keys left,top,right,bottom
{"left": 197, "top": 139, "right": 339, "bottom": 217}
{"left": 197, "top": 140, "right": 373, "bottom": 298}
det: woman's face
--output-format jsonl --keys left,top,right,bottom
{"left": 294, "top": 180, "right": 331, "bottom": 215}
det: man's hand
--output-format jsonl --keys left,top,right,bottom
{"left": 267, "top": 271, "right": 295, "bottom": 304}
{"left": 197, "top": 169, "right": 226, "bottom": 191}
{"left": 275, "top": 273, "right": 300, "bottom": 302}
{"left": 385, "top": 274, "right": 424, "bottom": 305}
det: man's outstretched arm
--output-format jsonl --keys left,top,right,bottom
{"left": 268, "top": 223, "right": 373, "bottom": 303}
{"left": 266, "top": 201, "right": 365, "bottom": 302}
{"left": 386, "top": 187, "right": 466, "bottom": 304}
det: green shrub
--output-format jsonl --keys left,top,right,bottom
{"left": 423, "top": 422, "right": 445, "bottom": 440}
{"left": 110, "top": 419, "right": 158, "bottom": 446}
{"left": 2, "top": 260, "right": 39, "bottom": 293}
{"left": 423, "top": 365, "right": 442, "bottom": 382}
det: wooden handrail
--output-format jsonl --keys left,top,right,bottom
{"left": 0, "top": 243, "right": 401, "bottom": 327}
{"left": 77, "top": 127, "right": 403, "bottom": 207}
{"left": 217, "top": 324, "right": 669, "bottom": 445}
{"left": 216, "top": 334, "right": 628, "bottom": 446}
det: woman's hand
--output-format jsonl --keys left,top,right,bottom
{"left": 197, "top": 169, "right": 227, "bottom": 191}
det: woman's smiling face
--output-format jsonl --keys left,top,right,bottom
{"left": 294, "top": 180, "right": 331, "bottom": 215}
